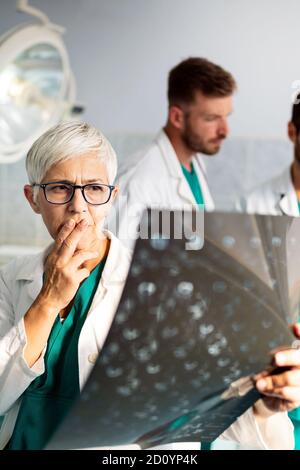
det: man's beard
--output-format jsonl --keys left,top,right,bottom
{"left": 181, "top": 120, "right": 225, "bottom": 156}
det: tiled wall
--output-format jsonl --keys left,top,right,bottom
{"left": 0, "top": 134, "right": 293, "bottom": 251}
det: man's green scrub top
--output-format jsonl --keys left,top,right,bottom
{"left": 182, "top": 162, "right": 211, "bottom": 450}
{"left": 181, "top": 163, "right": 204, "bottom": 207}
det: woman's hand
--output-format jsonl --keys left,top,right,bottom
{"left": 23, "top": 218, "right": 98, "bottom": 367}
{"left": 40, "top": 218, "right": 98, "bottom": 312}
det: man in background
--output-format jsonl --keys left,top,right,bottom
{"left": 237, "top": 94, "right": 300, "bottom": 216}
{"left": 237, "top": 94, "right": 300, "bottom": 450}
{"left": 110, "top": 57, "right": 236, "bottom": 247}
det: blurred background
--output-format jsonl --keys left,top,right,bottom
{"left": 0, "top": 0, "right": 298, "bottom": 262}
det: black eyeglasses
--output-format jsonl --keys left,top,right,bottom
{"left": 32, "top": 181, "right": 115, "bottom": 205}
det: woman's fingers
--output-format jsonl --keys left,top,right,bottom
{"left": 77, "top": 267, "right": 91, "bottom": 284}
{"left": 54, "top": 219, "right": 76, "bottom": 249}
{"left": 57, "top": 219, "right": 89, "bottom": 262}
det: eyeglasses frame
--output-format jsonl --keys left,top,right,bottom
{"left": 32, "top": 181, "right": 116, "bottom": 205}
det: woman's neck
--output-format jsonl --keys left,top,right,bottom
{"left": 83, "top": 237, "right": 110, "bottom": 272}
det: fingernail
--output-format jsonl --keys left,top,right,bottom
{"left": 256, "top": 379, "right": 267, "bottom": 391}
{"left": 66, "top": 219, "right": 75, "bottom": 227}
{"left": 275, "top": 353, "right": 284, "bottom": 365}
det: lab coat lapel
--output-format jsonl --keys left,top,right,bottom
{"left": 177, "top": 176, "right": 196, "bottom": 205}
{"left": 278, "top": 193, "right": 298, "bottom": 216}
{"left": 26, "top": 277, "right": 43, "bottom": 302}
{"left": 193, "top": 156, "right": 215, "bottom": 211}
{"left": 15, "top": 249, "right": 46, "bottom": 302}
{"left": 82, "top": 231, "right": 130, "bottom": 321}
{"left": 156, "top": 131, "right": 200, "bottom": 206}
{"left": 276, "top": 167, "right": 298, "bottom": 216}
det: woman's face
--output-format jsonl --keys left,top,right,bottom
{"left": 24, "top": 152, "right": 118, "bottom": 251}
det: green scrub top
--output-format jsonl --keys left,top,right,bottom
{"left": 181, "top": 163, "right": 204, "bottom": 208}
{"left": 8, "top": 257, "right": 106, "bottom": 450}
{"left": 289, "top": 307, "right": 300, "bottom": 449}
{"left": 289, "top": 407, "right": 300, "bottom": 450}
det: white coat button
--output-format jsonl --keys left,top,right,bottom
{"left": 88, "top": 353, "right": 98, "bottom": 364}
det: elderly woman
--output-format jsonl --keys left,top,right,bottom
{"left": 0, "top": 121, "right": 130, "bottom": 450}
{"left": 0, "top": 121, "right": 300, "bottom": 451}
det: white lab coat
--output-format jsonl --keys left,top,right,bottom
{"left": 236, "top": 166, "right": 299, "bottom": 216}
{"left": 108, "top": 130, "right": 215, "bottom": 249}
{"left": 0, "top": 231, "right": 294, "bottom": 450}
{"left": 0, "top": 231, "right": 131, "bottom": 449}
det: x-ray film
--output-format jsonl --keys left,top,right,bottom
{"left": 47, "top": 210, "right": 298, "bottom": 449}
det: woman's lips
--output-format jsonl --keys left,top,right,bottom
{"left": 58, "top": 220, "right": 93, "bottom": 231}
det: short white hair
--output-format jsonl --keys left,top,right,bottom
{"left": 26, "top": 121, "right": 117, "bottom": 186}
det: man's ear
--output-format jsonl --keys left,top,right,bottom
{"left": 168, "top": 105, "right": 185, "bottom": 130}
{"left": 24, "top": 185, "right": 41, "bottom": 214}
{"left": 288, "top": 121, "right": 298, "bottom": 143}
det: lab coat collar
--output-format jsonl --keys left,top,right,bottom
{"left": 155, "top": 129, "right": 214, "bottom": 210}
{"left": 100, "top": 230, "right": 130, "bottom": 288}
{"left": 276, "top": 166, "right": 298, "bottom": 216}
{"left": 155, "top": 129, "right": 185, "bottom": 179}
{"left": 85, "top": 230, "right": 131, "bottom": 313}
{"left": 14, "top": 251, "right": 45, "bottom": 301}
{"left": 15, "top": 251, "right": 45, "bottom": 282}
{"left": 155, "top": 130, "right": 206, "bottom": 206}
{"left": 155, "top": 129, "right": 208, "bottom": 179}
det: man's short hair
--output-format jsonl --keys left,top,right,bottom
{"left": 292, "top": 93, "right": 300, "bottom": 133}
{"left": 167, "top": 57, "right": 236, "bottom": 106}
